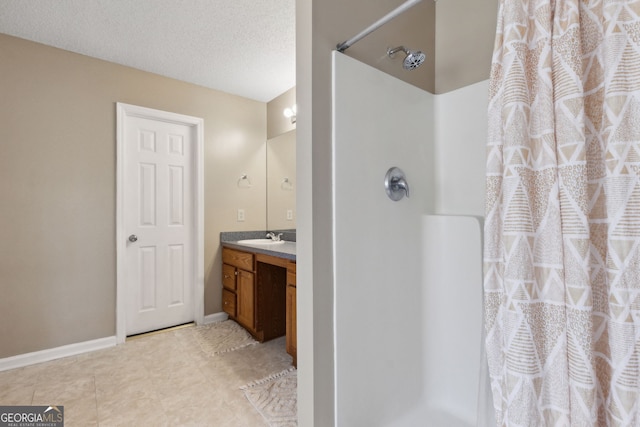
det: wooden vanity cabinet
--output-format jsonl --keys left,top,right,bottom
{"left": 221, "top": 247, "right": 292, "bottom": 344}
{"left": 222, "top": 248, "right": 256, "bottom": 333}
{"left": 286, "top": 260, "right": 297, "bottom": 366}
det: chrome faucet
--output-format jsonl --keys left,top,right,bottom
{"left": 266, "top": 232, "right": 283, "bottom": 242}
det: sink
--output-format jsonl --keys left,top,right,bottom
{"left": 237, "top": 239, "right": 285, "bottom": 245}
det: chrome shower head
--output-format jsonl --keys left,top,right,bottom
{"left": 387, "top": 46, "right": 426, "bottom": 70}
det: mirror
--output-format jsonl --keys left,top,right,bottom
{"left": 267, "top": 129, "right": 296, "bottom": 231}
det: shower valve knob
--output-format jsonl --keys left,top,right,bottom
{"left": 384, "top": 167, "right": 410, "bottom": 201}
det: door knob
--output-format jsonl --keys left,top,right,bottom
{"left": 128, "top": 234, "right": 138, "bottom": 242}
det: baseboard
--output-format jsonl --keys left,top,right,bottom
{"left": 0, "top": 336, "right": 117, "bottom": 372}
{"left": 203, "top": 312, "right": 228, "bottom": 325}
{"left": 0, "top": 314, "right": 228, "bottom": 371}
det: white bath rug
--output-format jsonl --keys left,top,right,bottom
{"left": 241, "top": 368, "right": 297, "bottom": 427}
{"left": 193, "top": 320, "right": 258, "bottom": 356}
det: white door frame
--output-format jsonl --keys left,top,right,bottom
{"left": 116, "top": 102, "right": 204, "bottom": 344}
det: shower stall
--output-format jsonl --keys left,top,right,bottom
{"left": 331, "top": 50, "right": 493, "bottom": 425}
{"left": 292, "top": 0, "right": 496, "bottom": 424}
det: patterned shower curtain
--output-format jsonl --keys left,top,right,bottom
{"left": 484, "top": 0, "right": 640, "bottom": 425}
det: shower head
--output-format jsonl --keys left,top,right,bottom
{"left": 387, "top": 46, "right": 426, "bottom": 70}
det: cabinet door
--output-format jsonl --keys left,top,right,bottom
{"left": 286, "top": 284, "right": 297, "bottom": 364}
{"left": 237, "top": 269, "right": 255, "bottom": 330}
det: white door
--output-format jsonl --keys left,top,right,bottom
{"left": 119, "top": 105, "right": 202, "bottom": 336}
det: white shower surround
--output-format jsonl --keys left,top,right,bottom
{"left": 332, "top": 52, "right": 492, "bottom": 426}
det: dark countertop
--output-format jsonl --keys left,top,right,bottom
{"left": 221, "top": 241, "right": 296, "bottom": 261}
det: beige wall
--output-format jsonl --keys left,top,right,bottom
{"left": 267, "top": 130, "right": 296, "bottom": 230}
{"left": 335, "top": 0, "right": 436, "bottom": 93}
{"left": 327, "top": 0, "right": 498, "bottom": 95}
{"left": 435, "top": 0, "right": 498, "bottom": 93}
{"left": 267, "top": 86, "right": 296, "bottom": 139}
{"left": 266, "top": 87, "right": 297, "bottom": 231}
{"left": 0, "top": 34, "right": 266, "bottom": 358}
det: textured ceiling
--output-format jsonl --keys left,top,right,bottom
{"left": 0, "top": 0, "right": 296, "bottom": 102}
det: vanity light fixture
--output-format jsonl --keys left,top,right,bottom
{"left": 283, "top": 104, "right": 297, "bottom": 124}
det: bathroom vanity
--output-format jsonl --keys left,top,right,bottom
{"left": 221, "top": 238, "right": 296, "bottom": 365}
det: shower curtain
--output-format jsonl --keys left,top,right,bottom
{"left": 484, "top": 1, "right": 640, "bottom": 425}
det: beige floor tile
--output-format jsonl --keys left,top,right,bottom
{"left": 152, "top": 372, "right": 211, "bottom": 401}
{"left": 49, "top": 396, "right": 98, "bottom": 427}
{"left": 0, "top": 367, "right": 37, "bottom": 405}
{"left": 96, "top": 376, "right": 160, "bottom": 406}
{"left": 97, "top": 397, "right": 170, "bottom": 426}
{"left": 0, "top": 383, "right": 35, "bottom": 405}
{"left": 10, "top": 371, "right": 99, "bottom": 426}
{"left": 0, "top": 322, "right": 296, "bottom": 426}
{"left": 32, "top": 375, "right": 95, "bottom": 403}
{"left": 158, "top": 391, "right": 224, "bottom": 425}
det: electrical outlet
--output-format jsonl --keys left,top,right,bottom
{"left": 237, "top": 209, "right": 245, "bottom": 222}
{"left": 286, "top": 210, "right": 293, "bottom": 221}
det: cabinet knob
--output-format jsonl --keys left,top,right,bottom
{"left": 235, "top": 271, "right": 238, "bottom": 276}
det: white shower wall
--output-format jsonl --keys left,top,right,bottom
{"left": 333, "top": 52, "right": 434, "bottom": 426}
{"left": 332, "top": 52, "right": 490, "bottom": 426}
{"left": 434, "top": 80, "right": 489, "bottom": 216}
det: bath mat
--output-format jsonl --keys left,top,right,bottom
{"left": 193, "top": 320, "right": 258, "bottom": 356}
{"left": 241, "top": 368, "right": 297, "bottom": 427}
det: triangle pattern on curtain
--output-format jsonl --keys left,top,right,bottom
{"left": 484, "top": 0, "right": 640, "bottom": 425}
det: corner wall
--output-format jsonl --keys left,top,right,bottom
{"left": 0, "top": 34, "right": 267, "bottom": 358}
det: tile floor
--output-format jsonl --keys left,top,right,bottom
{"left": 0, "top": 324, "right": 294, "bottom": 426}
